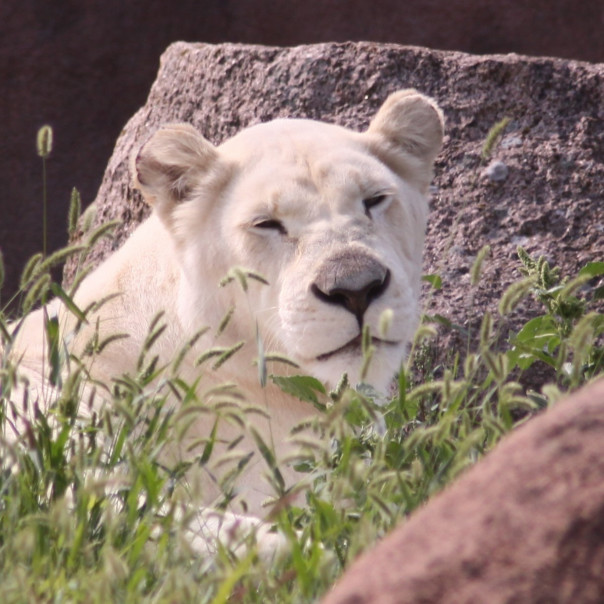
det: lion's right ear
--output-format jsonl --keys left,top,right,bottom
{"left": 132, "top": 124, "right": 218, "bottom": 212}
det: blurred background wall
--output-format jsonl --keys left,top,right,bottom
{"left": 1, "top": 0, "right": 602, "bottom": 304}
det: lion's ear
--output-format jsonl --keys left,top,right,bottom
{"left": 132, "top": 123, "right": 218, "bottom": 211}
{"left": 366, "top": 90, "right": 444, "bottom": 182}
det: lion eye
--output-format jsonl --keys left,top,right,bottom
{"left": 252, "top": 218, "right": 287, "bottom": 235}
{"left": 363, "top": 194, "right": 388, "bottom": 217}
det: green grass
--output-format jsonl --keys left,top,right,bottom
{"left": 0, "top": 127, "right": 602, "bottom": 602}
{"left": 1, "top": 234, "right": 602, "bottom": 602}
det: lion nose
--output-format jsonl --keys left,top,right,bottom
{"left": 311, "top": 253, "right": 391, "bottom": 328}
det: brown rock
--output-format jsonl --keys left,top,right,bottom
{"left": 63, "top": 42, "right": 604, "bottom": 385}
{"left": 322, "top": 378, "right": 604, "bottom": 604}
{"left": 2, "top": 1, "right": 603, "bottom": 304}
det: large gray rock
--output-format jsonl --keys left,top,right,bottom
{"left": 65, "top": 42, "right": 603, "bottom": 385}
{"left": 322, "top": 378, "right": 604, "bottom": 604}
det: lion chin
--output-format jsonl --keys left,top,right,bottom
{"left": 299, "top": 335, "right": 403, "bottom": 391}
{"left": 7, "top": 89, "right": 444, "bottom": 554}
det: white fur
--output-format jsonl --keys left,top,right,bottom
{"left": 5, "top": 89, "right": 444, "bottom": 553}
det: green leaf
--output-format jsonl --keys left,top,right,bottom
{"left": 50, "top": 282, "right": 87, "bottom": 323}
{"left": 44, "top": 313, "right": 61, "bottom": 387}
{"left": 508, "top": 345, "right": 556, "bottom": 371}
{"left": 199, "top": 418, "right": 219, "bottom": 465}
{"left": 0, "top": 316, "right": 10, "bottom": 343}
{"left": 514, "top": 315, "right": 557, "bottom": 343}
{"left": 271, "top": 375, "right": 326, "bottom": 405}
{"left": 508, "top": 315, "right": 561, "bottom": 370}
{"left": 249, "top": 426, "right": 285, "bottom": 491}
{"left": 422, "top": 274, "right": 442, "bottom": 290}
{"left": 578, "top": 262, "right": 604, "bottom": 279}
{"left": 210, "top": 551, "right": 255, "bottom": 604}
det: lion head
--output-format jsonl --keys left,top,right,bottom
{"left": 133, "top": 90, "right": 444, "bottom": 391}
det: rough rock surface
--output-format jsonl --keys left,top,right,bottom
{"left": 2, "top": 1, "right": 602, "bottom": 304}
{"left": 65, "top": 41, "right": 604, "bottom": 386}
{"left": 321, "top": 378, "right": 604, "bottom": 604}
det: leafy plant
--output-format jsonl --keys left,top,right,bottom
{"left": 504, "top": 248, "right": 604, "bottom": 389}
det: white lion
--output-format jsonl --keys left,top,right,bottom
{"left": 4, "top": 89, "right": 443, "bottom": 552}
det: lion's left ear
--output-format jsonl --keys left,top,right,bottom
{"left": 132, "top": 123, "right": 219, "bottom": 214}
{"left": 366, "top": 90, "right": 444, "bottom": 186}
